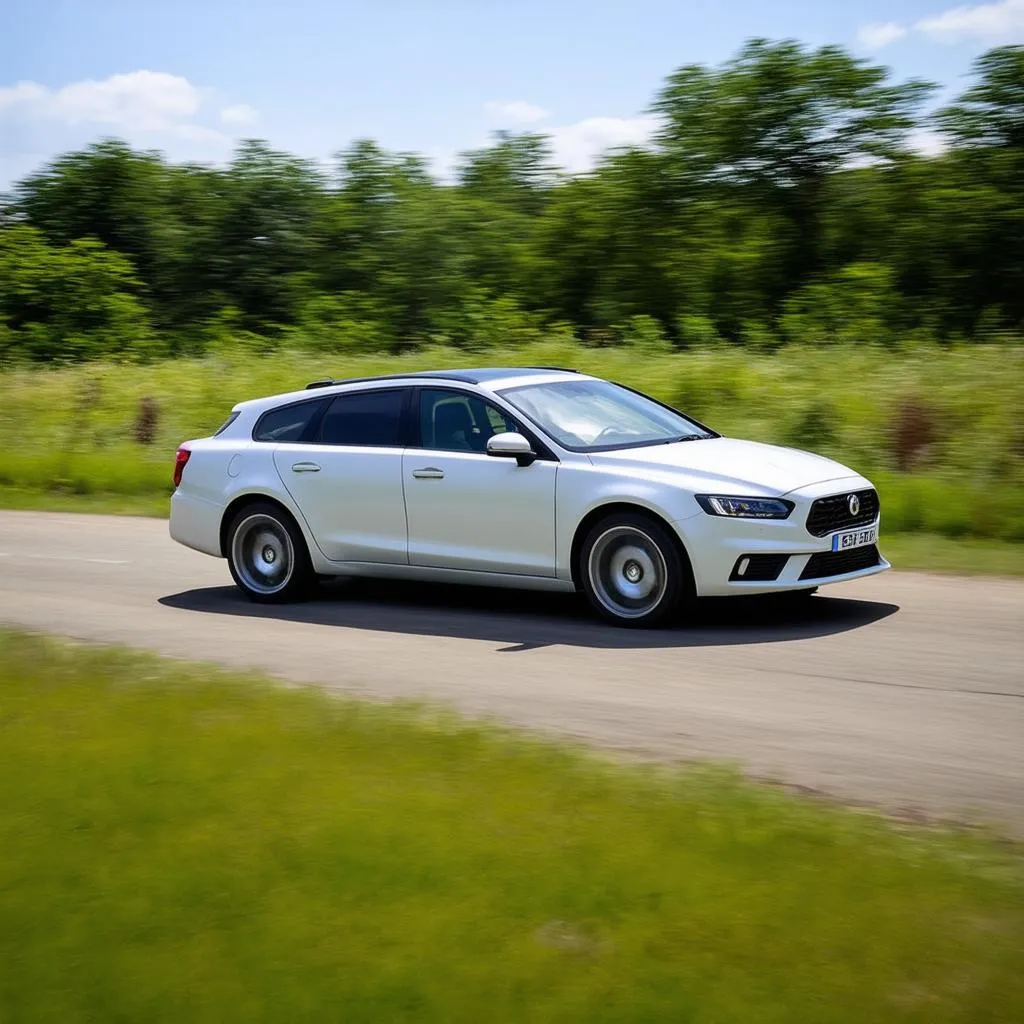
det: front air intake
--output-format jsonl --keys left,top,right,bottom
{"left": 729, "top": 554, "right": 790, "bottom": 582}
{"left": 800, "top": 545, "right": 880, "bottom": 580}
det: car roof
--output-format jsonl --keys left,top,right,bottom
{"left": 303, "top": 366, "right": 581, "bottom": 389}
{"left": 231, "top": 366, "right": 590, "bottom": 416}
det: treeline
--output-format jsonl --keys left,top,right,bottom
{"left": 1, "top": 40, "right": 1023, "bottom": 364}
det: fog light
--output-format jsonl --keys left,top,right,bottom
{"left": 737, "top": 557, "right": 750, "bottom": 577}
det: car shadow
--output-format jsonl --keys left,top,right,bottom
{"left": 159, "top": 578, "right": 899, "bottom": 651}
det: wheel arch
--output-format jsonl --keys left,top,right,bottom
{"left": 568, "top": 501, "right": 695, "bottom": 591}
{"left": 219, "top": 492, "right": 308, "bottom": 559}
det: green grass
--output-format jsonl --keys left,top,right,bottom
{"left": 1, "top": 630, "right": 1023, "bottom": 1023}
{"left": 0, "top": 339, "right": 1022, "bottom": 540}
{"left": 0, "top": 485, "right": 171, "bottom": 517}
{"left": 881, "top": 532, "right": 1024, "bottom": 576}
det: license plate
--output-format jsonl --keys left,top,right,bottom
{"left": 832, "top": 525, "right": 878, "bottom": 552}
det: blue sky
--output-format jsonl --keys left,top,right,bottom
{"left": 2, "top": 0, "right": 1023, "bottom": 186}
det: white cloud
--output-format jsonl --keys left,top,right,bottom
{"left": 547, "top": 115, "right": 658, "bottom": 174}
{"left": 0, "top": 81, "right": 47, "bottom": 110}
{"left": 856, "top": 0, "right": 1024, "bottom": 51}
{"left": 50, "top": 71, "right": 202, "bottom": 130}
{"left": 0, "top": 70, "right": 206, "bottom": 135}
{"left": 857, "top": 21, "right": 908, "bottom": 49}
{"left": 220, "top": 103, "right": 259, "bottom": 126}
{"left": 0, "top": 70, "right": 265, "bottom": 149}
{"left": 915, "top": 0, "right": 1024, "bottom": 42}
{"left": 484, "top": 100, "right": 550, "bottom": 125}
{"left": 909, "top": 128, "right": 948, "bottom": 156}
{"left": 447, "top": 113, "right": 658, "bottom": 178}
{"left": 0, "top": 70, "right": 266, "bottom": 185}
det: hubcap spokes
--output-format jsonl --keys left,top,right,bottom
{"left": 588, "top": 527, "right": 668, "bottom": 619}
{"left": 233, "top": 515, "right": 294, "bottom": 594}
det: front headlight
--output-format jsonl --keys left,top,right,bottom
{"left": 695, "top": 495, "right": 795, "bottom": 519}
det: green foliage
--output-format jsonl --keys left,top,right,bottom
{"left": 780, "top": 263, "right": 897, "bottom": 345}
{"left": 938, "top": 46, "right": 1024, "bottom": 150}
{"left": 621, "top": 314, "right": 672, "bottom": 354}
{"left": 652, "top": 38, "right": 934, "bottom": 189}
{"left": 0, "top": 226, "right": 155, "bottom": 363}
{"left": 2, "top": 629, "right": 1023, "bottom": 1022}
{"left": 1, "top": 41, "right": 1022, "bottom": 356}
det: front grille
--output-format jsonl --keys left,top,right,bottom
{"left": 800, "top": 544, "right": 880, "bottom": 580}
{"left": 806, "top": 488, "right": 879, "bottom": 537}
{"left": 729, "top": 554, "right": 789, "bottom": 582}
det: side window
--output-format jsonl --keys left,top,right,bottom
{"left": 253, "top": 400, "right": 325, "bottom": 442}
{"left": 419, "top": 389, "right": 515, "bottom": 453}
{"left": 317, "top": 389, "right": 405, "bottom": 447}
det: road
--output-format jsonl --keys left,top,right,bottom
{"left": 1, "top": 510, "right": 1022, "bottom": 832}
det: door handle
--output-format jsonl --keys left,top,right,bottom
{"left": 291, "top": 462, "right": 321, "bottom": 473}
{"left": 411, "top": 467, "right": 444, "bottom": 479}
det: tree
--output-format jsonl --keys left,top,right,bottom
{"left": 210, "top": 140, "right": 326, "bottom": 330}
{"left": 0, "top": 226, "right": 155, "bottom": 363}
{"left": 12, "top": 142, "right": 172, "bottom": 303}
{"left": 651, "top": 39, "right": 933, "bottom": 306}
{"left": 4, "top": 38, "right": 1023, "bottom": 353}
{"left": 457, "top": 132, "right": 558, "bottom": 217}
{"left": 938, "top": 46, "right": 1024, "bottom": 150}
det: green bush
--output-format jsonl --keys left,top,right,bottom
{"left": 0, "top": 227, "right": 157, "bottom": 364}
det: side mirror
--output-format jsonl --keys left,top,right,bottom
{"left": 486, "top": 431, "right": 537, "bottom": 467}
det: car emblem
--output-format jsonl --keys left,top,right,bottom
{"left": 847, "top": 494, "right": 860, "bottom": 517}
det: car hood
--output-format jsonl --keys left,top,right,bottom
{"left": 587, "top": 437, "right": 859, "bottom": 495}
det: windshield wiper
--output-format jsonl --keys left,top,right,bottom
{"left": 663, "top": 434, "right": 709, "bottom": 443}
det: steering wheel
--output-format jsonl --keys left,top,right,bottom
{"left": 593, "top": 426, "right": 627, "bottom": 443}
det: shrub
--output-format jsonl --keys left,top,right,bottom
{"left": 621, "top": 315, "right": 672, "bottom": 355}
{"left": 0, "top": 227, "right": 155, "bottom": 364}
{"left": 133, "top": 397, "right": 159, "bottom": 446}
{"left": 890, "top": 396, "right": 939, "bottom": 471}
{"left": 787, "top": 399, "right": 838, "bottom": 451}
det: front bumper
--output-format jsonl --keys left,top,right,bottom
{"left": 674, "top": 477, "right": 890, "bottom": 597}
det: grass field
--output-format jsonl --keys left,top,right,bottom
{"left": 1, "top": 340, "right": 1022, "bottom": 544}
{"left": 1, "top": 629, "right": 1023, "bottom": 1022}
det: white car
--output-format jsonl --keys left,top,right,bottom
{"left": 170, "top": 367, "right": 888, "bottom": 626}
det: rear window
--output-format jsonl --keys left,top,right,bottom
{"left": 253, "top": 400, "right": 325, "bottom": 442}
{"left": 317, "top": 389, "right": 405, "bottom": 447}
{"left": 213, "top": 411, "right": 240, "bottom": 437}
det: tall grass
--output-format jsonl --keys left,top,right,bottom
{"left": 0, "top": 340, "right": 1021, "bottom": 539}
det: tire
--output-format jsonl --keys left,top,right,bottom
{"left": 226, "top": 500, "right": 314, "bottom": 603}
{"left": 578, "top": 512, "right": 692, "bottom": 627}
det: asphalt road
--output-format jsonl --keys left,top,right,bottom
{"left": 1, "top": 510, "right": 1022, "bottom": 832}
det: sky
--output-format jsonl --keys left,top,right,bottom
{"left": 2, "top": 0, "right": 1023, "bottom": 187}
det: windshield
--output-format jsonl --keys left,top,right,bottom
{"left": 497, "top": 379, "right": 715, "bottom": 452}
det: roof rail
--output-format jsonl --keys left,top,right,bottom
{"left": 304, "top": 367, "right": 578, "bottom": 391}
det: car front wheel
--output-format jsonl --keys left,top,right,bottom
{"left": 579, "top": 512, "right": 691, "bottom": 627}
{"left": 226, "top": 501, "right": 313, "bottom": 603}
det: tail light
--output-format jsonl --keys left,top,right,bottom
{"left": 173, "top": 447, "right": 191, "bottom": 488}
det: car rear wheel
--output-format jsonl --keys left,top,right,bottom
{"left": 227, "top": 501, "right": 313, "bottom": 603}
{"left": 579, "top": 512, "right": 691, "bottom": 627}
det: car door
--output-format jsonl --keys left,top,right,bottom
{"left": 272, "top": 387, "right": 409, "bottom": 564}
{"left": 403, "top": 387, "right": 557, "bottom": 576}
